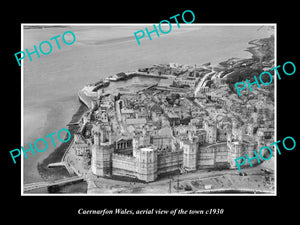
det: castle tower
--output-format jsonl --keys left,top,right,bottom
{"left": 99, "top": 128, "right": 105, "bottom": 143}
{"left": 132, "top": 134, "right": 139, "bottom": 158}
{"left": 141, "top": 129, "right": 151, "bottom": 146}
{"left": 135, "top": 147, "right": 157, "bottom": 182}
{"left": 204, "top": 120, "right": 217, "bottom": 144}
{"left": 227, "top": 132, "right": 232, "bottom": 145}
{"left": 245, "top": 142, "right": 256, "bottom": 157}
{"left": 101, "top": 111, "right": 109, "bottom": 123}
{"left": 183, "top": 138, "right": 198, "bottom": 171}
{"left": 256, "top": 129, "right": 266, "bottom": 151}
{"left": 93, "top": 129, "right": 101, "bottom": 146}
{"left": 228, "top": 141, "right": 243, "bottom": 169}
{"left": 245, "top": 124, "right": 254, "bottom": 136}
{"left": 91, "top": 125, "right": 113, "bottom": 177}
{"left": 232, "top": 120, "right": 243, "bottom": 141}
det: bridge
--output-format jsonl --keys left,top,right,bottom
{"left": 47, "top": 160, "right": 81, "bottom": 177}
{"left": 48, "top": 162, "right": 74, "bottom": 175}
{"left": 23, "top": 176, "right": 84, "bottom": 192}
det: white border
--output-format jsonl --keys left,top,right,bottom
{"left": 21, "top": 23, "right": 277, "bottom": 196}
{"left": 21, "top": 24, "right": 24, "bottom": 195}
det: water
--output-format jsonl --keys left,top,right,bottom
{"left": 23, "top": 25, "right": 273, "bottom": 184}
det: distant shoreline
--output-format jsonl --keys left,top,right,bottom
{"left": 24, "top": 25, "right": 69, "bottom": 29}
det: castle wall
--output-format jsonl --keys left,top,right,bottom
{"left": 112, "top": 153, "right": 137, "bottom": 178}
{"left": 151, "top": 136, "right": 172, "bottom": 149}
{"left": 157, "top": 150, "right": 183, "bottom": 175}
{"left": 228, "top": 141, "right": 259, "bottom": 169}
{"left": 242, "top": 141, "right": 259, "bottom": 167}
{"left": 213, "top": 143, "right": 229, "bottom": 162}
{"left": 197, "top": 142, "right": 230, "bottom": 169}
{"left": 111, "top": 149, "right": 184, "bottom": 181}
{"left": 198, "top": 147, "right": 215, "bottom": 168}
{"left": 91, "top": 145, "right": 100, "bottom": 175}
{"left": 204, "top": 123, "right": 217, "bottom": 144}
{"left": 92, "top": 119, "right": 262, "bottom": 181}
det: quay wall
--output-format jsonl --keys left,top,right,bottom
{"left": 126, "top": 72, "right": 169, "bottom": 79}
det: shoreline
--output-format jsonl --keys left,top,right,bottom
{"left": 36, "top": 104, "right": 88, "bottom": 182}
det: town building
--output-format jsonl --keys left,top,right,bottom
{"left": 75, "top": 99, "right": 263, "bottom": 182}
{"left": 75, "top": 62, "right": 274, "bottom": 182}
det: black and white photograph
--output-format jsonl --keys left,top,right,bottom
{"left": 3, "top": 4, "right": 298, "bottom": 221}
{"left": 21, "top": 24, "right": 276, "bottom": 195}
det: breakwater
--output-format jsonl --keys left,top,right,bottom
{"left": 78, "top": 90, "right": 94, "bottom": 109}
{"left": 126, "top": 72, "right": 169, "bottom": 79}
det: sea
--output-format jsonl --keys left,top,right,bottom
{"left": 23, "top": 24, "right": 274, "bottom": 186}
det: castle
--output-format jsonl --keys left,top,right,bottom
{"left": 74, "top": 79, "right": 274, "bottom": 182}
{"left": 74, "top": 105, "right": 274, "bottom": 182}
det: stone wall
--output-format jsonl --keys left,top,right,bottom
{"left": 91, "top": 143, "right": 113, "bottom": 176}
{"left": 135, "top": 147, "right": 157, "bottom": 182}
{"left": 197, "top": 142, "right": 230, "bottom": 169}
{"left": 151, "top": 136, "right": 173, "bottom": 149}
{"left": 157, "top": 150, "right": 183, "bottom": 175}
{"left": 112, "top": 149, "right": 184, "bottom": 182}
{"left": 112, "top": 153, "right": 136, "bottom": 177}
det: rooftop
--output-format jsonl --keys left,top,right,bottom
{"left": 126, "top": 118, "right": 147, "bottom": 125}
